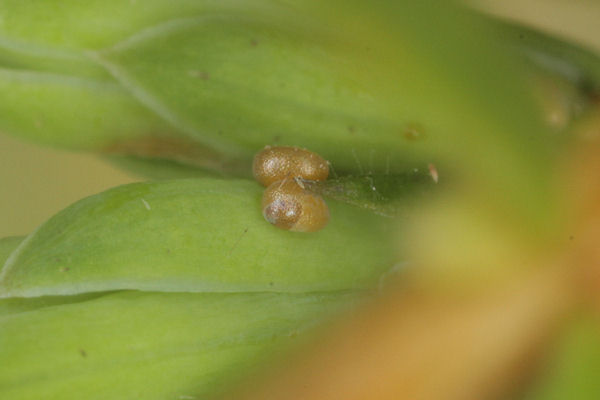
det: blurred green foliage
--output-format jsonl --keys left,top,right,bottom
{"left": 527, "top": 316, "right": 600, "bottom": 400}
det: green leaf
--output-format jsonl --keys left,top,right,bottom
{"left": 0, "top": 237, "right": 107, "bottom": 317}
{"left": 90, "top": 14, "right": 409, "bottom": 172}
{"left": 0, "top": 0, "right": 276, "bottom": 52}
{"left": 0, "top": 236, "right": 22, "bottom": 266}
{"left": 0, "top": 178, "right": 394, "bottom": 298}
{"left": 0, "top": 68, "right": 179, "bottom": 149}
{"left": 0, "top": 293, "right": 106, "bottom": 318}
{"left": 0, "top": 290, "right": 352, "bottom": 399}
{"left": 1, "top": 1, "right": 578, "bottom": 222}
{"left": 525, "top": 316, "right": 600, "bottom": 400}
{"left": 0, "top": 45, "right": 111, "bottom": 80}
{"left": 85, "top": 1, "right": 561, "bottom": 230}
{"left": 302, "top": 169, "right": 439, "bottom": 217}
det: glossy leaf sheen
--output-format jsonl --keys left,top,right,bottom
{"left": 0, "top": 178, "right": 393, "bottom": 298}
{"left": 0, "top": 290, "right": 351, "bottom": 399}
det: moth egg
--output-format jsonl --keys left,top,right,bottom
{"left": 262, "top": 178, "right": 329, "bottom": 232}
{"left": 253, "top": 146, "right": 329, "bottom": 187}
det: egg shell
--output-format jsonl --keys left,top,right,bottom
{"left": 253, "top": 146, "right": 329, "bottom": 187}
{"left": 262, "top": 178, "right": 329, "bottom": 232}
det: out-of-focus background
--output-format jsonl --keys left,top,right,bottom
{"left": 1, "top": 0, "right": 599, "bottom": 237}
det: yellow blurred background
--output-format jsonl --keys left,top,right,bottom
{"left": 1, "top": 0, "right": 599, "bottom": 237}
{"left": 0, "top": 134, "right": 137, "bottom": 236}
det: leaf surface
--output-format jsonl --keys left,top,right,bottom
{"left": 0, "top": 68, "right": 178, "bottom": 149}
{"left": 0, "top": 290, "right": 351, "bottom": 399}
{"left": 0, "top": 178, "right": 394, "bottom": 298}
{"left": 0, "top": 236, "right": 22, "bottom": 266}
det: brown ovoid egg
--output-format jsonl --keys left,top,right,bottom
{"left": 253, "top": 146, "right": 329, "bottom": 187}
{"left": 262, "top": 177, "right": 329, "bottom": 232}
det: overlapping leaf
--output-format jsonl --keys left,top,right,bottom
{"left": 0, "top": 178, "right": 394, "bottom": 298}
{"left": 0, "top": 0, "right": 573, "bottom": 214}
{"left": 0, "top": 68, "right": 180, "bottom": 149}
{"left": 0, "top": 236, "right": 22, "bottom": 265}
{"left": 0, "top": 290, "right": 353, "bottom": 399}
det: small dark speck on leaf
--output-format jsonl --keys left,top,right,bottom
{"left": 250, "top": 39, "right": 259, "bottom": 47}
{"left": 166, "top": 249, "right": 171, "bottom": 254}
{"left": 347, "top": 125, "right": 356, "bottom": 134}
{"left": 79, "top": 349, "right": 87, "bottom": 358}
{"left": 272, "top": 135, "right": 281, "bottom": 143}
{"left": 269, "top": 282, "right": 274, "bottom": 286}
{"left": 403, "top": 123, "right": 425, "bottom": 141}
{"left": 188, "top": 70, "right": 210, "bottom": 80}
{"left": 569, "top": 235, "right": 574, "bottom": 240}
{"left": 60, "top": 267, "right": 70, "bottom": 273}
{"left": 227, "top": 228, "right": 249, "bottom": 257}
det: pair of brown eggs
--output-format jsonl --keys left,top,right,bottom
{"left": 253, "top": 146, "right": 330, "bottom": 232}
